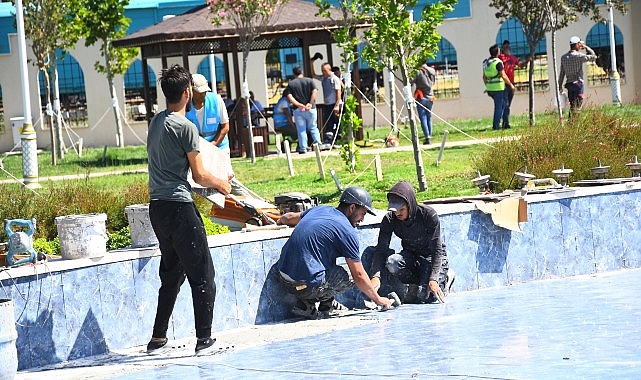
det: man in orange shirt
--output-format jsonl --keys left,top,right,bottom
{"left": 499, "top": 40, "right": 529, "bottom": 129}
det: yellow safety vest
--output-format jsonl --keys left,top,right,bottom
{"left": 483, "top": 58, "right": 505, "bottom": 92}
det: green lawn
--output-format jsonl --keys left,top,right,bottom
{"left": 1, "top": 104, "right": 638, "bottom": 208}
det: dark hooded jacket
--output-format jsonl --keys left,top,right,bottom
{"left": 371, "top": 181, "right": 445, "bottom": 283}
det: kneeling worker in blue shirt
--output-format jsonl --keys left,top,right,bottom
{"left": 277, "top": 187, "right": 392, "bottom": 318}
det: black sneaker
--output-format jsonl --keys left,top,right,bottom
{"left": 291, "top": 300, "right": 317, "bottom": 318}
{"left": 195, "top": 337, "right": 217, "bottom": 356}
{"left": 146, "top": 337, "right": 170, "bottom": 355}
{"left": 318, "top": 299, "right": 348, "bottom": 316}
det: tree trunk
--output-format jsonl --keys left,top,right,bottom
{"left": 550, "top": 29, "right": 564, "bottom": 124}
{"left": 338, "top": 62, "right": 356, "bottom": 172}
{"left": 50, "top": 55, "right": 65, "bottom": 159}
{"left": 387, "top": 58, "right": 397, "bottom": 132}
{"left": 527, "top": 44, "right": 536, "bottom": 126}
{"left": 400, "top": 59, "right": 427, "bottom": 192}
{"left": 105, "top": 43, "right": 124, "bottom": 147}
{"left": 41, "top": 67, "right": 57, "bottom": 165}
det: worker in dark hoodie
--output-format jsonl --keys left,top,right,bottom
{"left": 369, "top": 180, "right": 454, "bottom": 303}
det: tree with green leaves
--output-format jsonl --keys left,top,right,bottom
{"left": 79, "top": 0, "right": 139, "bottom": 148}
{"left": 490, "top": 0, "right": 627, "bottom": 126}
{"left": 20, "top": 0, "right": 84, "bottom": 164}
{"left": 208, "top": 0, "right": 286, "bottom": 163}
{"left": 315, "top": 0, "right": 366, "bottom": 172}
{"left": 358, "top": 0, "right": 456, "bottom": 192}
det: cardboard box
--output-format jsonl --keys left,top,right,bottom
{"left": 472, "top": 197, "right": 528, "bottom": 232}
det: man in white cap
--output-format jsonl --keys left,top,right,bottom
{"left": 412, "top": 63, "right": 437, "bottom": 144}
{"left": 186, "top": 73, "right": 230, "bottom": 154}
{"left": 369, "top": 180, "right": 454, "bottom": 304}
{"left": 558, "top": 36, "right": 597, "bottom": 118}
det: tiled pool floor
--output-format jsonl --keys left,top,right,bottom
{"left": 17, "top": 268, "right": 641, "bottom": 379}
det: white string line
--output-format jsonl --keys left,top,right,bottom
{"left": 352, "top": 78, "right": 494, "bottom": 149}
{"left": 344, "top": 155, "right": 377, "bottom": 188}
{"left": 118, "top": 106, "right": 148, "bottom": 145}
{"left": 0, "top": 165, "right": 42, "bottom": 195}
{"left": 54, "top": 110, "right": 81, "bottom": 155}
{"left": 413, "top": 96, "right": 493, "bottom": 147}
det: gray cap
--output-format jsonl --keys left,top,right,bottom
{"left": 387, "top": 195, "right": 407, "bottom": 212}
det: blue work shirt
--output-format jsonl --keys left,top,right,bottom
{"left": 277, "top": 206, "right": 361, "bottom": 286}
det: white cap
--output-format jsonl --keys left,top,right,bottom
{"left": 569, "top": 36, "right": 584, "bottom": 45}
{"left": 191, "top": 73, "right": 211, "bottom": 93}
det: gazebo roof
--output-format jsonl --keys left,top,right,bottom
{"left": 113, "top": 0, "right": 361, "bottom": 58}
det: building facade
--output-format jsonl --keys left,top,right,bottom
{"left": 0, "top": 0, "right": 637, "bottom": 152}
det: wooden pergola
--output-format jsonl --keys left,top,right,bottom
{"left": 113, "top": 1, "right": 369, "bottom": 126}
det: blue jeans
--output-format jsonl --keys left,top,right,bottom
{"left": 502, "top": 86, "right": 514, "bottom": 128}
{"left": 416, "top": 97, "right": 434, "bottom": 139}
{"left": 293, "top": 108, "right": 321, "bottom": 153}
{"left": 488, "top": 90, "right": 506, "bottom": 130}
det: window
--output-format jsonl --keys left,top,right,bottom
{"left": 426, "top": 37, "right": 459, "bottom": 99}
{"left": 356, "top": 42, "right": 382, "bottom": 103}
{"left": 267, "top": 41, "right": 303, "bottom": 103}
{"left": 496, "top": 18, "right": 548, "bottom": 92}
{"left": 195, "top": 56, "right": 227, "bottom": 98}
{"left": 279, "top": 46, "right": 303, "bottom": 81}
{"left": 585, "top": 23, "right": 624, "bottom": 86}
{"left": 123, "top": 60, "right": 157, "bottom": 122}
{"left": 38, "top": 50, "right": 87, "bottom": 128}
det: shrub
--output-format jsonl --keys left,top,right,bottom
{"left": 33, "top": 237, "right": 61, "bottom": 256}
{"left": 0, "top": 180, "right": 150, "bottom": 243}
{"left": 107, "top": 226, "right": 132, "bottom": 251}
{"left": 473, "top": 108, "right": 641, "bottom": 192}
{"left": 202, "top": 214, "right": 230, "bottom": 235}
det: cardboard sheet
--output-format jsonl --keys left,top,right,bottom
{"left": 188, "top": 137, "right": 232, "bottom": 208}
{"left": 472, "top": 197, "right": 528, "bottom": 232}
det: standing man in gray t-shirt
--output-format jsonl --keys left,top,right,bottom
{"left": 145, "top": 64, "right": 231, "bottom": 357}
{"left": 311, "top": 59, "right": 343, "bottom": 145}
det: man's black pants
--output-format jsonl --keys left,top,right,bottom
{"left": 149, "top": 200, "right": 216, "bottom": 340}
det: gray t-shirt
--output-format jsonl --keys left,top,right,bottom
{"left": 322, "top": 74, "right": 342, "bottom": 105}
{"left": 147, "top": 110, "right": 200, "bottom": 202}
{"left": 414, "top": 67, "right": 436, "bottom": 97}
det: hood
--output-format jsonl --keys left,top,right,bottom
{"left": 387, "top": 181, "right": 419, "bottom": 222}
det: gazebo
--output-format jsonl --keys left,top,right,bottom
{"left": 113, "top": 1, "right": 370, "bottom": 143}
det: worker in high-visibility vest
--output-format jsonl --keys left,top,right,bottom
{"left": 483, "top": 44, "right": 515, "bottom": 130}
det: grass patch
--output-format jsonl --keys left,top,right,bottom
{"left": 0, "top": 104, "right": 638, "bottom": 241}
{"left": 474, "top": 105, "right": 641, "bottom": 191}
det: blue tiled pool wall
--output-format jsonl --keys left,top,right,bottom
{"left": 5, "top": 189, "right": 641, "bottom": 369}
